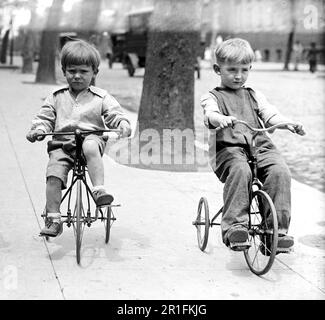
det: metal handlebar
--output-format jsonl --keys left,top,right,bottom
{"left": 216, "top": 120, "right": 297, "bottom": 133}
{"left": 36, "top": 128, "right": 121, "bottom": 138}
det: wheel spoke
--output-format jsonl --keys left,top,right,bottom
{"left": 244, "top": 190, "right": 278, "bottom": 275}
{"left": 75, "top": 180, "right": 83, "bottom": 264}
{"left": 195, "top": 197, "right": 210, "bottom": 251}
{"left": 251, "top": 235, "right": 260, "bottom": 268}
{"left": 104, "top": 206, "right": 113, "bottom": 244}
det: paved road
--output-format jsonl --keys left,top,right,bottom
{"left": 0, "top": 67, "right": 324, "bottom": 300}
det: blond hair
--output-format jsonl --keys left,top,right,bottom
{"left": 214, "top": 38, "right": 255, "bottom": 64}
{"left": 61, "top": 39, "right": 101, "bottom": 73}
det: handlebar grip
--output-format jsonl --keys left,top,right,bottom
{"left": 37, "top": 133, "right": 46, "bottom": 137}
{"left": 103, "top": 131, "right": 120, "bottom": 139}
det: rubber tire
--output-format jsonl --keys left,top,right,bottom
{"left": 105, "top": 207, "right": 112, "bottom": 244}
{"left": 126, "top": 60, "right": 135, "bottom": 77}
{"left": 75, "top": 180, "right": 83, "bottom": 264}
{"left": 195, "top": 197, "right": 210, "bottom": 251}
{"left": 244, "top": 189, "right": 278, "bottom": 276}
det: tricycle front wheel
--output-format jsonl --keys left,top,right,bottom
{"left": 244, "top": 190, "right": 278, "bottom": 276}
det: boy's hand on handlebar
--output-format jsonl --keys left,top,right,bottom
{"left": 287, "top": 122, "right": 306, "bottom": 136}
{"left": 26, "top": 129, "right": 46, "bottom": 142}
{"left": 217, "top": 115, "right": 237, "bottom": 129}
{"left": 118, "top": 120, "right": 132, "bottom": 138}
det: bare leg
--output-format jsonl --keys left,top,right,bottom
{"left": 82, "top": 139, "right": 104, "bottom": 186}
{"left": 41, "top": 176, "right": 63, "bottom": 236}
{"left": 82, "top": 139, "right": 114, "bottom": 206}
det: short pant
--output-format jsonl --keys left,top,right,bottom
{"left": 46, "top": 134, "right": 107, "bottom": 189}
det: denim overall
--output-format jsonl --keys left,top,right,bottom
{"left": 210, "top": 87, "right": 291, "bottom": 244}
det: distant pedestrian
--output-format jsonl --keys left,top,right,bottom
{"left": 89, "top": 34, "right": 98, "bottom": 48}
{"left": 195, "top": 56, "right": 201, "bottom": 79}
{"left": 204, "top": 47, "right": 212, "bottom": 61}
{"left": 306, "top": 42, "right": 319, "bottom": 73}
{"left": 106, "top": 34, "right": 114, "bottom": 69}
{"left": 26, "top": 40, "right": 131, "bottom": 237}
{"left": 254, "top": 49, "right": 262, "bottom": 62}
{"left": 292, "top": 40, "right": 304, "bottom": 71}
{"left": 200, "top": 38, "right": 305, "bottom": 253}
{"left": 215, "top": 35, "right": 223, "bottom": 47}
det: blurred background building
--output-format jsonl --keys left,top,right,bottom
{"left": 0, "top": 0, "right": 324, "bottom": 64}
{"left": 201, "top": 0, "right": 325, "bottom": 62}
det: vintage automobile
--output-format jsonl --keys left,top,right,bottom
{"left": 59, "top": 32, "right": 78, "bottom": 49}
{"left": 111, "top": 7, "right": 203, "bottom": 78}
{"left": 111, "top": 7, "right": 153, "bottom": 76}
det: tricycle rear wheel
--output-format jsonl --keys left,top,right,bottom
{"left": 194, "top": 197, "right": 210, "bottom": 251}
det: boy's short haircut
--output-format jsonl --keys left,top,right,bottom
{"left": 214, "top": 38, "right": 255, "bottom": 65}
{"left": 61, "top": 39, "right": 101, "bottom": 72}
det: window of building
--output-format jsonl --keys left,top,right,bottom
{"left": 264, "top": 49, "right": 270, "bottom": 61}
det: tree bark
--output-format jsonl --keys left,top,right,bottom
{"left": 78, "top": 0, "right": 102, "bottom": 41}
{"left": 35, "top": 0, "right": 64, "bottom": 84}
{"left": 21, "top": 30, "right": 36, "bottom": 73}
{"left": 0, "top": 29, "right": 9, "bottom": 64}
{"left": 22, "top": 0, "right": 37, "bottom": 73}
{"left": 283, "top": 29, "right": 295, "bottom": 70}
{"left": 138, "top": 0, "right": 201, "bottom": 134}
{"left": 78, "top": 0, "right": 102, "bottom": 86}
{"left": 125, "top": 0, "right": 203, "bottom": 171}
{"left": 138, "top": 30, "right": 198, "bottom": 133}
{"left": 283, "top": 0, "right": 297, "bottom": 71}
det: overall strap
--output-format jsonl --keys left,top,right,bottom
{"left": 208, "top": 87, "right": 229, "bottom": 116}
{"left": 246, "top": 88, "right": 264, "bottom": 129}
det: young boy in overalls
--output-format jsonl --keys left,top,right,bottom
{"left": 26, "top": 40, "right": 131, "bottom": 237}
{"left": 201, "top": 38, "right": 305, "bottom": 252}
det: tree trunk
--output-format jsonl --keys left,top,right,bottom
{"left": 128, "top": 0, "right": 202, "bottom": 171}
{"left": 22, "top": 0, "right": 37, "bottom": 74}
{"left": 0, "top": 29, "right": 9, "bottom": 64}
{"left": 35, "top": 0, "right": 64, "bottom": 84}
{"left": 138, "top": 0, "right": 201, "bottom": 133}
{"left": 283, "top": 0, "right": 297, "bottom": 71}
{"left": 21, "top": 30, "right": 35, "bottom": 73}
{"left": 283, "top": 29, "right": 295, "bottom": 70}
{"left": 78, "top": 0, "right": 102, "bottom": 86}
{"left": 138, "top": 31, "right": 198, "bottom": 133}
{"left": 78, "top": 0, "right": 102, "bottom": 41}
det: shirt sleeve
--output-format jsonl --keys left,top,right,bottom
{"left": 200, "top": 92, "right": 221, "bottom": 128}
{"left": 30, "top": 94, "right": 56, "bottom": 133}
{"left": 102, "top": 94, "right": 130, "bottom": 129}
{"left": 253, "top": 90, "right": 280, "bottom": 125}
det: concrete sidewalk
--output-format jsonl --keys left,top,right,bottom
{"left": 0, "top": 69, "right": 324, "bottom": 300}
